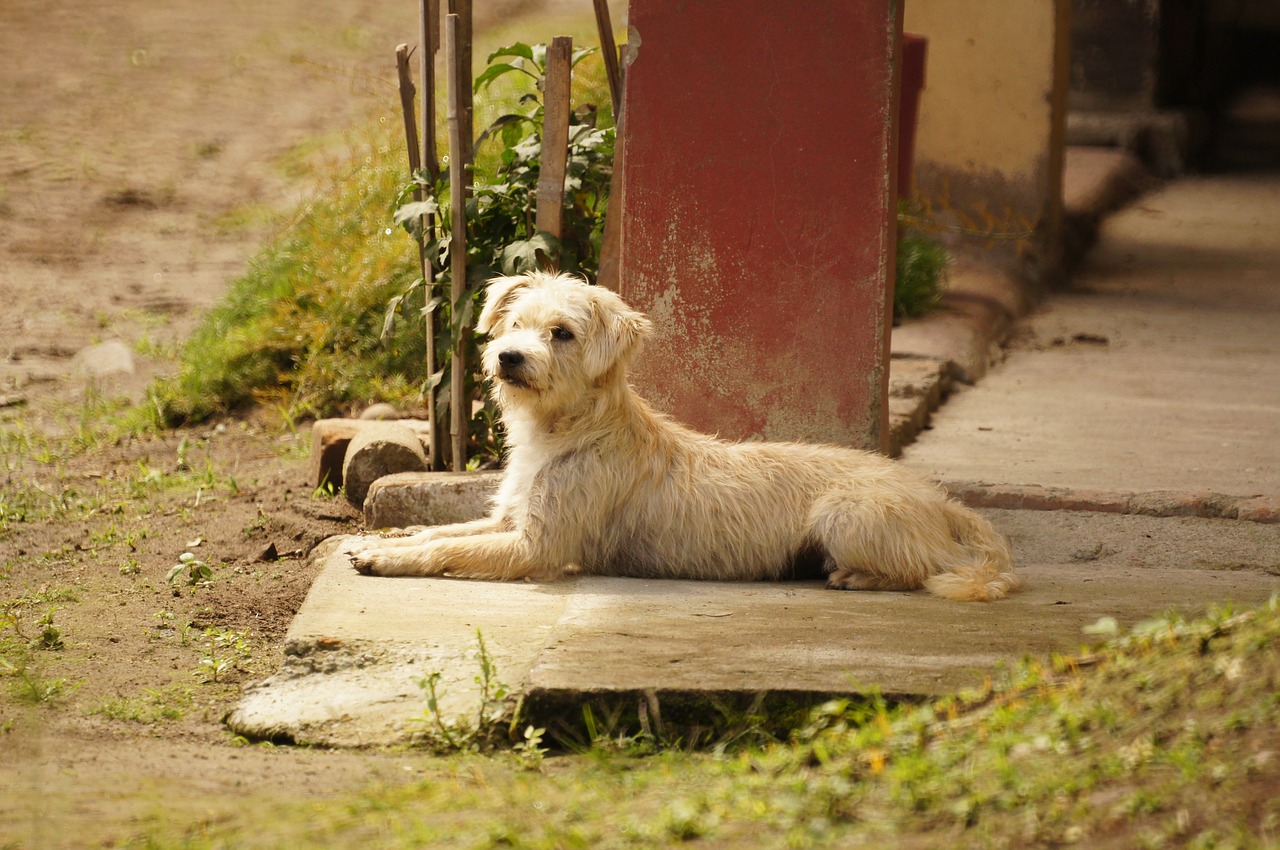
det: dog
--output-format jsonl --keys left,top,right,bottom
{"left": 347, "top": 272, "right": 1019, "bottom": 601}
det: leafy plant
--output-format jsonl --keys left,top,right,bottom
{"left": 166, "top": 551, "right": 212, "bottom": 587}
{"left": 386, "top": 42, "right": 615, "bottom": 464}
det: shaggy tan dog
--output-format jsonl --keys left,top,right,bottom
{"left": 348, "top": 272, "right": 1019, "bottom": 601}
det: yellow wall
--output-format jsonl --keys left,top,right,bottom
{"left": 904, "top": 0, "right": 1070, "bottom": 275}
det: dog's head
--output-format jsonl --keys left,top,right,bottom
{"left": 477, "top": 272, "right": 652, "bottom": 405}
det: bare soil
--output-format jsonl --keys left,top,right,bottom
{"left": 0, "top": 1, "right": 575, "bottom": 844}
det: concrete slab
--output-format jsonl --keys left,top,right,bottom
{"left": 229, "top": 540, "right": 1279, "bottom": 747}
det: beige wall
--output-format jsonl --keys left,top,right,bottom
{"left": 904, "top": 0, "right": 1070, "bottom": 279}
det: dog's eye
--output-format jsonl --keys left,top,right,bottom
{"left": 550, "top": 326, "right": 575, "bottom": 342}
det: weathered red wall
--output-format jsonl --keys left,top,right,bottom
{"left": 619, "top": 0, "right": 901, "bottom": 451}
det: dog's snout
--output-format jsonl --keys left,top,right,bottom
{"left": 498, "top": 350, "right": 525, "bottom": 368}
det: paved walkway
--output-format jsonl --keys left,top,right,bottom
{"left": 905, "top": 173, "right": 1280, "bottom": 500}
{"left": 231, "top": 169, "right": 1280, "bottom": 747}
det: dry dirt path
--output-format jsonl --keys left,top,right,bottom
{"left": 0, "top": 2, "right": 604, "bottom": 845}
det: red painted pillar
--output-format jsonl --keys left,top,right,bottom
{"left": 619, "top": 1, "right": 902, "bottom": 452}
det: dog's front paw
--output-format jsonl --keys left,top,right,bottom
{"left": 348, "top": 549, "right": 380, "bottom": 575}
{"left": 348, "top": 544, "right": 438, "bottom": 577}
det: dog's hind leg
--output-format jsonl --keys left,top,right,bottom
{"left": 808, "top": 489, "right": 951, "bottom": 593}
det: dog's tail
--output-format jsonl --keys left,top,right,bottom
{"left": 924, "top": 501, "right": 1021, "bottom": 602}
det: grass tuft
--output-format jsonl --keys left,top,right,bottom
{"left": 148, "top": 126, "right": 425, "bottom": 426}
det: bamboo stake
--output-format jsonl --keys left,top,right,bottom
{"left": 592, "top": 0, "right": 622, "bottom": 119}
{"left": 445, "top": 12, "right": 469, "bottom": 471}
{"left": 418, "top": 0, "right": 444, "bottom": 470}
{"left": 535, "top": 36, "right": 573, "bottom": 266}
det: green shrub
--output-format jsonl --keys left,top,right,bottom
{"left": 894, "top": 228, "right": 947, "bottom": 321}
{"left": 148, "top": 45, "right": 614, "bottom": 437}
{"left": 385, "top": 43, "right": 614, "bottom": 462}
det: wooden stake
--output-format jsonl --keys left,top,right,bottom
{"left": 445, "top": 13, "right": 469, "bottom": 472}
{"left": 596, "top": 109, "right": 624, "bottom": 291}
{"left": 535, "top": 36, "right": 573, "bottom": 264}
{"left": 592, "top": 2, "right": 625, "bottom": 290}
{"left": 395, "top": 43, "right": 443, "bottom": 469}
{"left": 419, "top": 0, "right": 444, "bottom": 469}
{"left": 395, "top": 44, "right": 423, "bottom": 192}
{"left": 447, "top": 0, "right": 474, "bottom": 169}
{"left": 592, "top": 0, "right": 622, "bottom": 119}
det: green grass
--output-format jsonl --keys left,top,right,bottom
{"left": 147, "top": 125, "right": 425, "bottom": 426}
{"left": 45, "top": 596, "right": 1280, "bottom": 848}
{"left": 90, "top": 685, "right": 195, "bottom": 724}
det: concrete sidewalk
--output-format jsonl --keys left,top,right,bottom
{"left": 230, "top": 164, "right": 1280, "bottom": 748}
{"left": 903, "top": 173, "right": 1280, "bottom": 512}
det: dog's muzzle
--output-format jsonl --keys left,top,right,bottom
{"left": 496, "top": 349, "right": 531, "bottom": 387}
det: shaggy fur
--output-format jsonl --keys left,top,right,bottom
{"left": 347, "top": 272, "right": 1019, "bottom": 601}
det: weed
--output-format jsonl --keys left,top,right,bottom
{"left": 166, "top": 552, "right": 212, "bottom": 587}
{"left": 32, "top": 610, "right": 63, "bottom": 650}
{"left": 311, "top": 471, "right": 340, "bottom": 500}
{"left": 244, "top": 505, "right": 271, "bottom": 537}
{"left": 513, "top": 724, "right": 549, "bottom": 771}
{"left": 412, "top": 629, "right": 513, "bottom": 752}
{"left": 894, "top": 228, "right": 947, "bottom": 321}
{"left": 5, "top": 664, "right": 78, "bottom": 705}
{"left": 197, "top": 627, "right": 254, "bottom": 683}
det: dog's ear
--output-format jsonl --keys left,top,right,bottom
{"left": 584, "top": 289, "right": 654, "bottom": 378}
{"left": 477, "top": 276, "right": 530, "bottom": 335}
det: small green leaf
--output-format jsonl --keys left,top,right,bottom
{"left": 393, "top": 199, "right": 440, "bottom": 225}
{"left": 473, "top": 62, "right": 537, "bottom": 93}
{"left": 380, "top": 294, "right": 405, "bottom": 340}
{"left": 486, "top": 42, "right": 535, "bottom": 64}
{"left": 570, "top": 46, "right": 598, "bottom": 68}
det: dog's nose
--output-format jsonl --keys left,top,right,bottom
{"left": 498, "top": 350, "right": 525, "bottom": 368}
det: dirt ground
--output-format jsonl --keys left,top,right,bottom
{"left": 0, "top": 1, "right": 589, "bottom": 844}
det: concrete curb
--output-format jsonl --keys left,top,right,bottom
{"left": 887, "top": 146, "right": 1153, "bottom": 457}
{"left": 946, "top": 481, "right": 1280, "bottom": 525}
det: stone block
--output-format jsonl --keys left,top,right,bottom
{"left": 310, "top": 418, "right": 432, "bottom": 491}
{"left": 363, "top": 471, "right": 502, "bottom": 530}
{"left": 341, "top": 422, "right": 428, "bottom": 508}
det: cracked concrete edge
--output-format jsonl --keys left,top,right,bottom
{"left": 946, "top": 481, "right": 1280, "bottom": 525}
{"left": 887, "top": 262, "right": 1025, "bottom": 455}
